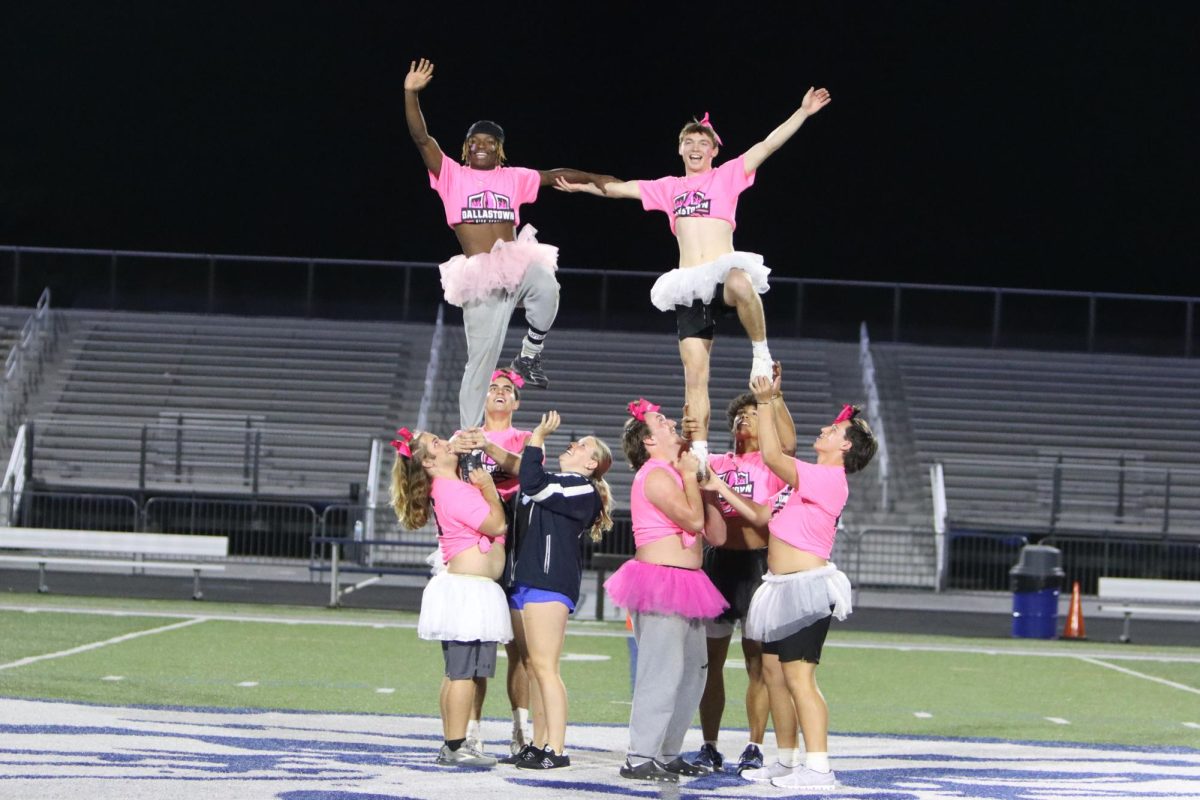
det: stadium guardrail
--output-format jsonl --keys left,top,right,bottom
{"left": 3, "top": 245, "right": 1199, "bottom": 356}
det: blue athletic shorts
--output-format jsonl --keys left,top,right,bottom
{"left": 507, "top": 582, "right": 575, "bottom": 612}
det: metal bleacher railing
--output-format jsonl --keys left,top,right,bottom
{"left": 2, "top": 245, "right": 1199, "bottom": 355}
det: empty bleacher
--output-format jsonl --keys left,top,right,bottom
{"left": 29, "top": 311, "right": 429, "bottom": 499}
{"left": 882, "top": 343, "right": 1200, "bottom": 536}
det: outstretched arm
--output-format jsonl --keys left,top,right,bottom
{"left": 554, "top": 176, "right": 641, "bottom": 199}
{"left": 741, "top": 86, "right": 831, "bottom": 174}
{"left": 404, "top": 58, "right": 444, "bottom": 176}
{"left": 537, "top": 168, "right": 619, "bottom": 190}
{"left": 752, "top": 375, "right": 799, "bottom": 487}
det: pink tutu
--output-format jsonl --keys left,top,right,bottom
{"left": 438, "top": 225, "right": 559, "bottom": 307}
{"left": 604, "top": 559, "right": 729, "bottom": 619}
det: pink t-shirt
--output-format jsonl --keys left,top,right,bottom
{"left": 484, "top": 426, "right": 532, "bottom": 500}
{"left": 767, "top": 460, "right": 848, "bottom": 559}
{"left": 638, "top": 155, "right": 756, "bottom": 235}
{"left": 430, "top": 476, "right": 506, "bottom": 564}
{"left": 631, "top": 458, "right": 696, "bottom": 549}
{"left": 709, "top": 450, "right": 788, "bottom": 519}
{"left": 429, "top": 155, "right": 541, "bottom": 228}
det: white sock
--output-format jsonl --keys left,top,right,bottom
{"left": 805, "top": 751, "right": 831, "bottom": 773}
{"left": 751, "top": 340, "right": 771, "bottom": 361}
{"left": 691, "top": 440, "right": 708, "bottom": 461}
{"left": 512, "top": 707, "right": 528, "bottom": 729}
{"left": 466, "top": 719, "right": 481, "bottom": 741}
{"left": 782, "top": 748, "right": 803, "bottom": 768}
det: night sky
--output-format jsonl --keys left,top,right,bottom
{"left": 2, "top": 2, "right": 1198, "bottom": 296}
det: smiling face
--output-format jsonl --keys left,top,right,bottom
{"left": 678, "top": 131, "right": 718, "bottom": 175}
{"left": 417, "top": 432, "right": 459, "bottom": 473}
{"left": 485, "top": 376, "right": 519, "bottom": 416}
{"left": 464, "top": 133, "right": 502, "bottom": 170}
{"left": 558, "top": 436, "right": 599, "bottom": 475}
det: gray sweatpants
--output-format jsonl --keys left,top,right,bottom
{"left": 458, "top": 262, "right": 559, "bottom": 430}
{"left": 627, "top": 610, "right": 709, "bottom": 765}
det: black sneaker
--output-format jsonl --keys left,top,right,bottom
{"left": 500, "top": 744, "right": 543, "bottom": 766}
{"left": 662, "top": 756, "right": 710, "bottom": 777}
{"left": 509, "top": 353, "right": 549, "bottom": 388}
{"left": 515, "top": 748, "right": 571, "bottom": 770}
{"left": 693, "top": 742, "right": 724, "bottom": 771}
{"left": 619, "top": 758, "right": 678, "bottom": 783}
{"left": 735, "top": 743, "right": 764, "bottom": 774}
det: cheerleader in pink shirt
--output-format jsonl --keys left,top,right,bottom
{"left": 390, "top": 427, "right": 512, "bottom": 769}
{"left": 730, "top": 375, "right": 878, "bottom": 791}
{"left": 555, "top": 88, "right": 832, "bottom": 468}
{"left": 449, "top": 367, "right": 535, "bottom": 756}
{"left": 404, "top": 58, "right": 613, "bottom": 427}
{"left": 603, "top": 398, "right": 729, "bottom": 784}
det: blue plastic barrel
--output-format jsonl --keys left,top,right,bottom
{"left": 1009, "top": 545, "right": 1065, "bottom": 639}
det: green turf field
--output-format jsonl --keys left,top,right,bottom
{"left": 1, "top": 593, "right": 1198, "bottom": 748}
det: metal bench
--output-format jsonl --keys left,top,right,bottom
{"left": 1097, "top": 576, "right": 1200, "bottom": 642}
{"left": 0, "top": 526, "right": 228, "bottom": 599}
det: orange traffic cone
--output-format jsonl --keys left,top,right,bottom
{"left": 1062, "top": 580, "right": 1087, "bottom": 640}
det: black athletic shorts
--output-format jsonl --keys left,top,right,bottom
{"left": 676, "top": 284, "right": 734, "bottom": 340}
{"left": 761, "top": 613, "right": 833, "bottom": 664}
{"left": 703, "top": 546, "right": 768, "bottom": 624}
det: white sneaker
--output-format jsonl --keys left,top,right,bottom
{"left": 771, "top": 766, "right": 836, "bottom": 790}
{"left": 464, "top": 734, "right": 484, "bottom": 755}
{"left": 740, "top": 760, "right": 794, "bottom": 782}
{"left": 750, "top": 356, "right": 773, "bottom": 382}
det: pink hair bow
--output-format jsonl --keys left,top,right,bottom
{"left": 832, "top": 405, "right": 855, "bottom": 425}
{"left": 491, "top": 368, "right": 524, "bottom": 389}
{"left": 699, "top": 112, "right": 724, "bottom": 146}
{"left": 627, "top": 398, "right": 661, "bottom": 422}
{"left": 391, "top": 427, "right": 414, "bottom": 458}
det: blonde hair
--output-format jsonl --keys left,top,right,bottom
{"left": 584, "top": 436, "right": 614, "bottom": 543}
{"left": 389, "top": 433, "right": 433, "bottom": 530}
{"left": 460, "top": 139, "right": 508, "bottom": 165}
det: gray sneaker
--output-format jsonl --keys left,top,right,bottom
{"left": 437, "top": 744, "right": 497, "bottom": 768}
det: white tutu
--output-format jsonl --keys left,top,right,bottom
{"left": 417, "top": 572, "right": 513, "bottom": 643}
{"left": 744, "top": 564, "right": 852, "bottom": 643}
{"left": 649, "top": 251, "right": 771, "bottom": 312}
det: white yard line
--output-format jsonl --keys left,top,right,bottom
{"left": 1076, "top": 655, "right": 1200, "bottom": 696}
{"left": 0, "top": 618, "right": 206, "bottom": 671}
{"left": 1, "top": 602, "right": 1198, "bottom": 665}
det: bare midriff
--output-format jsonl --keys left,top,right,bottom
{"left": 447, "top": 541, "right": 506, "bottom": 580}
{"left": 675, "top": 216, "right": 736, "bottom": 267}
{"left": 767, "top": 535, "right": 828, "bottom": 575}
{"left": 454, "top": 221, "right": 516, "bottom": 257}
{"left": 635, "top": 534, "right": 704, "bottom": 569}
{"left": 722, "top": 519, "right": 770, "bottom": 551}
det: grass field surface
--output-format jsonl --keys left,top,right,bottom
{"left": 2, "top": 593, "right": 1198, "bottom": 748}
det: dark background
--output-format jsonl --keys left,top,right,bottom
{"left": 2, "top": 2, "right": 1198, "bottom": 296}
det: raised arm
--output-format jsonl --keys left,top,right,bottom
{"left": 752, "top": 375, "right": 798, "bottom": 487}
{"left": 554, "top": 176, "right": 641, "bottom": 199}
{"left": 403, "top": 58, "right": 444, "bottom": 176}
{"left": 741, "top": 87, "right": 831, "bottom": 174}
{"left": 768, "top": 361, "right": 797, "bottom": 456}
{"left": 519, "top": 412, "right": 598, "bottom": 522}
{"left": 644, "top": 453, "right": 706, "bottom": 534}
